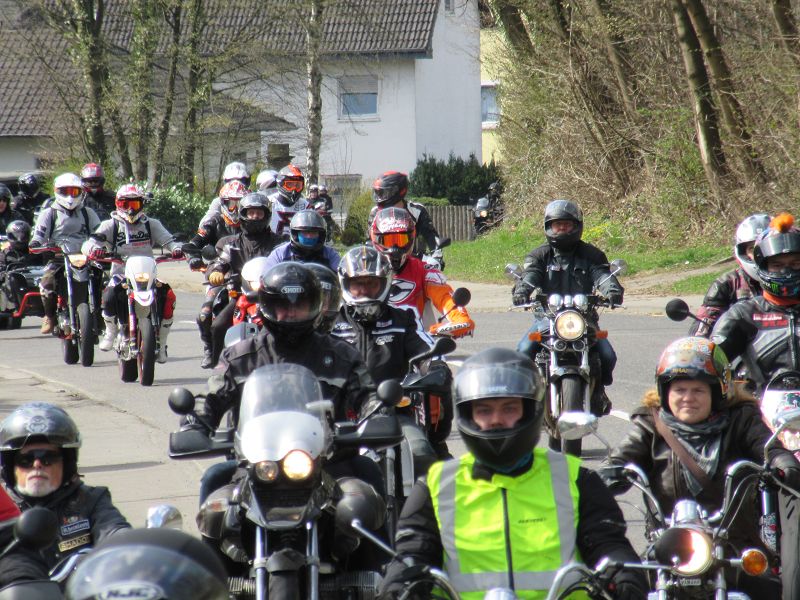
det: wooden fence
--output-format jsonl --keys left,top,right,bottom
{"left": 427, "top": 205, "right": 474, "bottom": 242}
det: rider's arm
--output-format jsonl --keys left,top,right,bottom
{"left": 82, "top": 219, "right": 114, "bottom": 254}
{"left": 200, "top": 197, "right": 222, "bottom": 225}
{"left": 87, "top": 486, "right": 132, "bottom": 546}
{"left": 599, "top": 408, "right": 656, "bottom": 493}
{"left": 586, "top": 246, "right": 624, "bottom": 302}
{"left": 517, "top": 245, "right": 548, "bottom": 293}
{"left": 691, "top": 271, "right": 737, "bottom": 337}
{"left": 413, "top": 206, "right": 439, "bottom": 253}
{"left": 31, "top": 207, "right": 54, "bottom": 246}
{"left": 147, "top": 218, "right": 180, "bottom": 251}
{"left": 423, "top": 271, "right": 474, "bottom": 334}
{"left": 709, "top": 302, "right": 757, "bottom": 362}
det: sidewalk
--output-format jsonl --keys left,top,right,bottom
{"left": 0, "top": 369, "right": 212, "bottom": 533}
{"left": 156, "top": 262, "right": 703, "bottom": 316}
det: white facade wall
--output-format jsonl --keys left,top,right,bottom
{"left": 414, "top": 0, "right": 482, "bottom": 164}
{"left": 0, "top": 138, "right": 43, "bottom": 178}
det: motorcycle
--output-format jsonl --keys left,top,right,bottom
{"left": 471, "top": 196, "right": 503, "bottom": 239}
{"left": 0, "top": 506, "right": 62, "bottom": 600}
{"left": 421, "top": 237, "right": 450, "bottom": 272}
{"left": 31, "top": 246, "right": 103, "bottom": 367}
{"left": 167, "top": 364, "right": 406, "bottom": 599}
{"left": 97, "top": 254, "right": 183, "bottom": 386}
{"left": 504, "top": 259, "right": 627, "bottom": 456}
{"left": 313, "top": 200, "right": 338, "bottom": 244}
{"left": 0, "top": 263, "right": 46, "bottom": 329}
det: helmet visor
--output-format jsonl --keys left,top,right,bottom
{"left": 58, "top": 187, "right": 83, "bottom": 198}
{"left": 260, "top": 295, "right": 321, "bottom": 324}
{"left": 117, "top": 198, "right": 143, "bottom": 213}
{"left": 376, "top": 232, "right": 412, "bottom": 249}
{"left": 224, "top": 198, "right": 240, "bottom": 212}
{"left": 282, "top": 178, "right": 305, "bottom": 193}
{"left": 373, "top": 186, "right": 399, "bottom": 204}
{"left": 455, "top": 364, "right": 541, "bottom": 405}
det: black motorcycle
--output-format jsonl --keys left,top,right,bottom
{"left": 471, "top": 196, "right": 503, "bottom": 238}
{"left": 0, "top": 262, "right": 45, "bottom": 329}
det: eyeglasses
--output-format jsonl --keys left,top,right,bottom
{"left": 58, "top": 187, "right": 83, "bottom": 198}
{"left": 282, "top": 179, "right": 305, "bottom": 193}
{"left": 378, "top": 232, "right": 412, "bottom": 249}
{"left": 16, "top": 449, "right": 63, "bottom": 468}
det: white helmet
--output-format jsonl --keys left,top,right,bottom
{"left": 223, "top": 161, "right": 249, "bottom": 184}
{"left": 255, "top": 169, "right": 278, "bottom": 191}
{"left": 735, "top": 213, "right": 772, "bottom": 280}
{"left": 53, "top": 173, "right": 86, "bottom": 211}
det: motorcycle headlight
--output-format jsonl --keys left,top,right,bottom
{"left": 479, "top": 210, "right": 488, "bottom": 217}
{"left": 780, "top": 429, "right": 800, "bottom": 451}
{"left": 548, "top": 294, "right": 563, "bottom": 311}
{"left": 134, "top": 273, "right": 150, "bottom": 284}
{"left": 254, "top": 460, "right": 280, "bottom": 482}
{"left": 655, "top": 527, "right": 713, "bottom": 576}
{"left": 554, "top": 310, "right": 586, "bottom": 341}
{"left": 282, "top": 450, "right": 314, "bottom": 481}
{"left": 68, "top": 254, "right": 87, "bottom": 267}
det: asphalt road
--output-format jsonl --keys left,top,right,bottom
{"left": 0, "top": 289, "right": 688, "bottom": 549}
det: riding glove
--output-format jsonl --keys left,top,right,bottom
{"left": 87, "top": 248, "right": 105, "bottom": 261}
{"left": 208, "top": 271, "right": 225, "bottom": 286}
{"left": 188, "top": 257, "right": 203, "bottom": 270}
{"left": 512, "top": 292, "right": 529, "bottom": 306}
{"left": 171, "top": 247, "right": 184, "bottom": 259}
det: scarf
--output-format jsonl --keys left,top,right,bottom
{"left": 659, "top": 409, "right": 729, "bottom": 496}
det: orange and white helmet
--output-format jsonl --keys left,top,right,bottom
{"left": 115, "top": 183, "right": 147, "bottom": 223}
{"left": 53, "top": 173, "right": 86, "bottom": 212}
{"left": 219, "top": 180, "right": 247, "bottom": 226}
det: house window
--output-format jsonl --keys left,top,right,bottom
{"left": 481, "top": 82, "right": 500, "bottom": 127}
{"left": 339, "top": 77, "right": 379, "bottom": 120}
{"left": 445, "top": 0, "right": 454, "bottom": 12}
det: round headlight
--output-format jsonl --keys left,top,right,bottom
{"left": 674, "top": 529, "right": 713, "bottom": 576}
{"left": 554, "top": 311, "right": 586, "bottom": 341}
{"left": 656, "top": 527, "right": 713, "bottom": 577}
{"left": 283, "top": 450, "right": 314, "bottom": 481}
{"left": 780, "top": 429, "right": 800, "bottom": 451}
{"left": 254, "top": 460, "right": 279, "bottom": 482}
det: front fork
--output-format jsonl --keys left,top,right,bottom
{"left": 760, "top": 483, "right": 780, "bottom": 555}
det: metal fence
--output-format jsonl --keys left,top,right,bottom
{"left": 427, "top": 205, "right": 474, "bottom": 242}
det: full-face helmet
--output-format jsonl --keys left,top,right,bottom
{"left": 372, "top": 171, "right": 408, "bottom": 208}
{"left": 218, "top": 180, "right": 247, "bottom": 226}
{"left": 115, "top": 183, "right": 147, "bottom": 223}
{"left": 222, "top": 161, "right": 250, "bottom": 187}
{"left": 369, "top": 207, "right": 416, "bottom": 271}
{"left": 258, "top": 263, "right": 322, "bottom": 344}
{"left": 289, "top": 210, "right": 326, "bottom": 256}
{"left": 275, "top": 165, "right": 305, "bottom": 207}
{"left": 544, "top": 199, "right": 583, "bottom": 251}
{"left": 17, "top": 173, "right": 41, "bottom": 198}
{"left": 80, "top": 163, "right": 106, "bottom": 194}
{"left": 255, "top": 169, "right": 278, "bottom": 191}
{"left": 305, "top": 263, "right": 342, "bottom": 333}
{"left": 338, "top": 245, "right": 391, "bottom": 324}
{"left": 54, "top": 173, "right": 86, "bottom": 212}
{"left": 238, "top": 193, "right": 271, "bottom": 235}
{"left": 6, "top": 220, "right": 32, "bottom": 251}
{"left": 734, "top": 213, "right": 771, "bottom": 281}
{"left": 753, "top": 213, "right": 800, "bottom": 298}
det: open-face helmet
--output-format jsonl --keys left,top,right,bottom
{"left": 544, "top": 199, "right": 583, "bottom": 251}
{"left": 369, "top": 207, "right": 416, "bottom": 271}
{"left": 655, "top": 336, "right": 732, "bottom": 412}
{"left": 754, "top": 213, "right": 800, "bottom": 298}
{"left": 115, "top": 183, "right": 147, "bottom": 223}
{"left": 338, "top": 245, "right": 391, "bottom": 324}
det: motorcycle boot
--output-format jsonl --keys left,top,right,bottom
{"left": 590, "top": 385, "right": 612, "bottom": 417}
{"left": 197, "top": 310, "right": 214, "bottom": 369}
{"left": 40, "top": 293, "right": 56, "bottom": 334}
{"left": 157, "top": 318, "right": 173, "bottom": 363}
{"left": 99, "top": 314, "right": 118, "bottom": 351}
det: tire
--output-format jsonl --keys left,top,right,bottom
{"left": 77, "top": 303, "right": 94, "bottom": 367}
{"left": 9, "top": 316, "right": 22, "bottom": 329}
{"left": 63, "top": 338, "right": 79, "bottom": 365}
{"left": 560, "top": 376, "right": 585, "bottom": 457}
{"left": 138, "top": 319, "right": 156, "bottom": 386}
{"left": 120, "top": 357, "right": 138, "bottom": 382}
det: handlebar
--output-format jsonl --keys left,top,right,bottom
{"left": 29, "top": 246, "right": 62, "bottom": 255}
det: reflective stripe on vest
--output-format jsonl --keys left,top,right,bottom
{"left": 429, "top": 448, "right": 582, "bottom": 598}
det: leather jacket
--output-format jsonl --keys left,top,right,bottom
{"left": 209, "top": 230, "right": 281, "bottom": 285}
{"left": 691, "top": 267, "right": 762, "bottom": 337}
{"left": 203, "top": 329, "right": 376, "bottom": 428}
{"left": 513, "top": 241, "right": 624, "bottom": 305}
{"left": 8, "top": 478, "right": 130, "bottom": 569}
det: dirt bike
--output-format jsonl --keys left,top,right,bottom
{"left": 167, "top": 364, "right": 405, "bottom": 600}
{"left": 31, "top": 246, "right": 103, "bottom": 367}
{"left": 505, "top": 259, "right": 627, "bottom": 456}
{"left": 97, "top": 254, "right": 183, "bottom": 386}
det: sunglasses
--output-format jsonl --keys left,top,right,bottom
{"left": 58, "top": 187, "right": 83, "bottom": 198}
{"left": 16, "top": 449, "right": 63, "bottom": 468}
{"left": 378, "top": 232, "right": 412, "bottom": 249}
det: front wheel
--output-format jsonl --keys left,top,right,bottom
{"left": 560, "top": 376, "right": 585, "bottom": 457}
{"left": 138, "top": 319, "right": 156, "bottom": 386}
{"left": 77, "top": 303, "right": 94, "bottom": 367}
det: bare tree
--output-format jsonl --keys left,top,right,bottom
{"left": 305, "top": 0, "right": 323, "bottom": 184}
{"left": 153, "top": 0, "right": 183, "bottom": 185}
{"left": 129, "top": 0, "right": 160, "bottom": 180}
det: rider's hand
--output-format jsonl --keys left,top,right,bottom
{"left": 610, "top": 570, "right": 648, "bottom": 600}
{"left": 512, "top": 291, "right": 529, "bottom": 306}
{"left": 171, "top": 247, "right": 184, "bottom": 259}
{"left": 208, "top": 271, "right": 225, "bottom": 286}
{"left": 87, "top": 247, "right": 105, "bottom": 261}
{"left": 28, "top": 240, "right": 41, "bottom": 250}
{"left": 188, "top": 257, "right": 203, "bottom": 270}
{"left": 429, "top": 318, "right": 474, "bottom": 338}
{"left": 771, "top": 453, "right": 800, "bottom": 490}
{"left": 607, "top": 292, "right": 623, "bottom": 308}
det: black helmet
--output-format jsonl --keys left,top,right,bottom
{"left": 65, "top": 527, "right": 229, "bottom": 600}
{"left": 372, "top": 171, "right": 408, "bottom": 207}
{"left": 258, "top": 263, "right": 323, "bottom": 343}
{"left": 338, "top": 245, "right": 392, "bottom": 324}
{"left": 753, "top": 213, "right": 800, "bottom": 298}
{"left": 305, "top": 263, "right": 342, "bottom": 333}
{"left": 239, "top": 192, "right": 271, "bottom": 235}
{"left": 6, "top": 220, "right": 32, "bottom": 250}
{"left": 276, "top": 164, "right": 305, "bottom": 207}
{"left": 0, "top": 183, "right": 11, "bottom": 206}
{"left": 544, "top": 199, "right": 583, "bottom": 251}
{"left": 289, "top": 210, "right": 326, "bottom": 256}
{"left": 17, "top": 173, "right": 41, "bottom": 197}
{"left": 0, "top": 402, "right": 82, "bottom": 488}
{"left": 454, "top": 348, "right": 544, "bottom": 471}
{"left": 488, "top": 182, "right": 502, "bottom": 196}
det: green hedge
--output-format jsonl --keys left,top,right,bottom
{"left": 408, "top": 153, "right": 500, "bottom": 205}
{"left": 146, "top": 182, "right": 208, "bottom": 239}
{"left": 340, "top": 189, "right": 373, "bottom": 246}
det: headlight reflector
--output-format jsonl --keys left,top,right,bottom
{"left": 254, "top": 460, "right": 279, "bottom": 482}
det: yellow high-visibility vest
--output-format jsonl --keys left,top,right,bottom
{"left": 427, "top": 448, "right": 586, "bottom": 600}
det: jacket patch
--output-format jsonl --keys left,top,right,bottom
{"left": 60, "top": 517, "right": 91, "bottom": 535}
{"left": 58, "top": 532, "right": 91, "bottom": 552}
{"left": 753, "top": 313, "right": 788, "bottom": 327}
{"left": 374, "top": 335, "right": 394, "bottom": 345}
{"left": 389, "top": 279, "right": 416, "bottom": 303}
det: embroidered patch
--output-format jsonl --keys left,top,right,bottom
{"left": 58, "top": 532, "right": 91, "bottom": 552}
{"left": 374, "top": 335, "right": 394, "bottom": 345}
{"left": 60, "top": 518, "right": 91, "bottom": 536}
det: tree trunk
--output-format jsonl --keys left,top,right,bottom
{"left": 153, "top": 2, "right": 182, "bottom": 185}
{"left": 682, "top": 0, "right": 768, "bottom": 184}
{"left": 130, "top": 0, "right": 159, "bottom": 181}
{"left": 770, "top": 0, "right": 800, "bottom": 127}
{"left": 73, "top": 0, "right": 108, "bottom": 165}
{"left": 180, "top": 0, "right": 205, "bottom": 192}
{"left": 670, "top": 0, "right": 728, "bottom": 206}
{"left": 305, "top": 0, "right": 323, "bottom": 184}
{"left": 490, "top": 0, "right": 534, "bottom": 58}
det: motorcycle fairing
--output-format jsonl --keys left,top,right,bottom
{"left": 124, "top": 254, "right": 157, "bottom": 306}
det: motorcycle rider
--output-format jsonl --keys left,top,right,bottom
{"left": 600, "top": 336, "right": 800, "bottom": 599}
{"left": 0, "top": 402, "right": 131, "bottom": 569}
{"left": 12, "top": 172, "right": 49, "bottom": 225}
{"left": 80, "top": 163, "right": 116, "bottom": 219}
{"left": 512, "top": 199, "right": 623, "bottom": 416}
{"left": 0, "top": 184, "right": 24, "bottom": 231}
{"left": 255, "top": 168, "right": 278, "bottom": 192}
{"left": 199, "top": 161, "right": 251, "bottom": 225}
{"left": 0, "top": 221, "right": 43, "bottom": 298}
{"left": 189, "top": 262, "right": 376, "bottom": 502}
{"left": 264, "top": 209, "right": 340, "bottom": 271}
{"left": 206, "top": 191, "right": 281, "bottom": 367}
{"left": 370, "top": 207, "right": 475, "bottom": 338}
{"left": 0, "top": 484, "right": 51, "bottom": 588}
{"left": 29, "top": 172, "right": 101, "bottom": 335}
{"left": 691, "top": 213, "right": 770, "bottom": 337}
{"left": 184, "top": 181, "right": 246, "bottom": 368}
{"left": 378, "top": 347, "right": 647, "bottom": 599}
{"left": 333, "top": 245, "right": 452, "bottom": 463}
{"left": 65, "top": 527, "right": 230, "bottom": 600}
{"left": 268, "top": 164, "right": 309, "bottom": 239}
{"left": 306, "top": 262, "right": 342, "bottom": 334}
{"left": 368, "top": 171, "right": 441, "bottom": 256}
{"left": 83, "top": 183, "right": 183, "bottom": 363}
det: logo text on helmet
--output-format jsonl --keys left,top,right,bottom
{"left": 98, "top": 582, "right": 165, "bottom": 599}
{"left": 281, "top": 286, "right": 304, "bottom": 295}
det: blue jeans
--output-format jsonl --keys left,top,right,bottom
{"left": 516, "top": 318, "right": 617, "bottom": 386}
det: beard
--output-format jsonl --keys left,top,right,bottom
{"left": 16, "top": 471, "right": 58, "bottom": 497}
